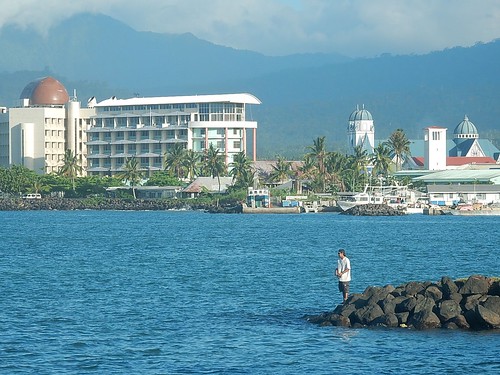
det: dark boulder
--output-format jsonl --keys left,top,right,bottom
{"left": 483, "top": 296, "right": 500, "bottom": 315}
{"left": 404, "top": 281, "right": 425, "bottom": 297}
{"left": 352, "top": 304, "right": 385, "bottom": 326}
{"left": 459, "top": 275, "right": 489, "bottom": 295}
{"left": 489, "top": 280, "right": 500, "bottom": 296}
{"left": 372, "top": 313, "right": 399, "bottom": 328}
{"left": 425, "top": 285, "right": 443, "bottom": 302}
{"left": 441, "top": 276, "right": 459, "bottom": 298}
{"left": 476, "top": 305, "right": 500, "bottom": 329}
{"left": 437, "top": 300, "right": 461, "bottom": 322}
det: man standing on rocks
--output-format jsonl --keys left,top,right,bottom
{"left": 335, "top": 249, "right": 351, "bottom": 303}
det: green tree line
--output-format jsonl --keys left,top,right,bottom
{"left": 0, "top": 129, "right": 412, "bottom": 199}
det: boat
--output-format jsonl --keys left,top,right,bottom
{"left": 336, "top": 184, "right": 418, "bottom": 212}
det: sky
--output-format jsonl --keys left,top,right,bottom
{"left": 1, "top": 0, "right": 500, "bottom": 57}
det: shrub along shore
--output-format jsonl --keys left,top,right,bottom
{"left": 306, "top": 275, "right": 500, "bottom": 330}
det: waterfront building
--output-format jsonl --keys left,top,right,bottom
{"left": 87, "top": 94, "right": 261, "bottom": 177}
{"left": 0, "top": 77, "right": 93, "bottom": 174}
{"left": 0, "top": 77, "right": 261, "bottom": 178}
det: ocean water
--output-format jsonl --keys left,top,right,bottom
{"left": 0, "top": 210, "right": 498, "bottom": 374}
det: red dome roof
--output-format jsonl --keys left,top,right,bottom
{"left": 20, "top": 77, "right": 69, "bottom": 106}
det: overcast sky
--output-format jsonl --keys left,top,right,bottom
{"left": 1, "top": 0, "right": 500, "bottom": 57}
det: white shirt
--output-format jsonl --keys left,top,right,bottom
{"left": 337, "top": 256, "right": 351, "bottom": 282}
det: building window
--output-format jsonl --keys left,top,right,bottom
{"left": 432, "top": 131, "right": 440, "bottom": 141}
{"left": 233, "top": 140, "right": 241, "bottom": 149}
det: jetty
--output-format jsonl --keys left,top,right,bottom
{"left": 306, "top": 275, "right": 500, "bottom": 330}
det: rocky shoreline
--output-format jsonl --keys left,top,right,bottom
{"left": 0, "top": 198, "right": 214, "bottom": 211}
{"left": 306, "top": 275, "right": 500, "bottom": 330}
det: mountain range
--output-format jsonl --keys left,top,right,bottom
{"left": 1, "top": 12, "right": 499, "bottom": 159}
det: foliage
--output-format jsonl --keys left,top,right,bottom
{"left": 145, "top": 171, "right": 183, "bottom": 187}
{"left": 117, "top": 156, "right": 145, "bottom": 199}
{"left": 58, "top": 149, "right": 83, "bottom": 191}
{"left": 269, "top": 156, "right": 292, "bottom": 183}
{"left": 164, "top": 143, "right": 187, "bottom": 179}
{"left": 384, "top": 129, "right": 411, "bottom": 171}
{"left": 201, "top": 144, "right": 227, "bottom": 193}
{"left": 229, "top": 151, "right": 255, "bottom": 189}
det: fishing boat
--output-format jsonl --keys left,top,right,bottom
{"left": 336, "top": 184, "right": 418, "bottom": 212}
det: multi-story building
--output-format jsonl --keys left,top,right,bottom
{"left": 0, "top": 76, "right": 93, "bottom": 174}
{"left": 0, "top": 77, "right": 261, "bottom": 178}
{"left": 87, "top": 94, "right": 261, "bottom": 177}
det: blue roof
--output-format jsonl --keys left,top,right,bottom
{"left": 376, "top": 139, "right": 499, "bottom": 158}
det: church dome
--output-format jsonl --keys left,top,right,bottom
{"left": 453, "top": 116, "right": 479, "bottom": 139}
{"left": 453, "top": 115, "right": 478, "bottom": 136}
{"left": 349, "top": 105, "right": 373, "bottom": 121}
{"left": 353, "top": 109, "right": 373, "bottom": 121}
{"left": 20, "top": 76, "right": 69, "bottom": 106}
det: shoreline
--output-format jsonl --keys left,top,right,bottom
{"left": 0, "top": 198, "right": 219, "bottom": 212}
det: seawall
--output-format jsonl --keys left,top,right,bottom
{"left": 306, "top": 275, "right": 500, "bottom": 330}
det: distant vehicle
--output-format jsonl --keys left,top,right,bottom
{"left": 22, "top": 193, "right": 41, "bottom": 199}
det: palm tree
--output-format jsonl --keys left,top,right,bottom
{"left": 324, "top": 151, "right": 348, "bottom": 192}
{"left": 118, "top": 156, "right": 145, "bottom": 199}
{"left": 58, "top": 149, "right": 83, "bottom": 192}
{"left": 269, "top": 156, "right": 292, "bottom": 184}
{"left": 371, "top": 143, "right": 393, "bottom": 178}
{"left": 305, "top": 136, "right": 327, "bottom": 191}
{"left": 352, "top": 145, "right": 370, "bottom": 186}
{"left": 230, "top": 151, "right": 254, "bottom": 188}
{"left": 182, "top": 149, "right": 200, "bottom": 181}
{"left": 384, "top": 129, "right": 411, "bottom": 171}
{"left": 203, "top": 144, "right": 226, "bottom": 193}
{"left": 164, "top": 143, "right": 186, "bottom": 179}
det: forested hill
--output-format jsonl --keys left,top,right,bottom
{"left": 1, "top": 13, "right": 499, "bottom": 158}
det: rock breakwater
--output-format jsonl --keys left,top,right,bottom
{"left": 339, "top": 203, "right": 405, "bottom": 216}
{"left": 306, "top": 275, "right": 500, "bottom": 330}
{"left": 0, "top": 198, "right": 209, "bottom": 211}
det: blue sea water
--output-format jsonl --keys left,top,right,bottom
{"left": 0, "top": 210, "right": 498, "bottom": 374}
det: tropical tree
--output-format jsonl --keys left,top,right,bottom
{"left": 269, "top": 156, "right": 292, "bottom": 184}
{"left": 182, "top": 149, "right": 200, "bottom": 181}
{"left": 305, "top": 136, "right": 327, "bottom": 191}
{"left": 324, "top": 151, "right": 349, "bottom": 192}
{"left": 203, "top": 144, "right": 226, "bottom": 193}
{"left": 58, "top": 149, "right": 83, "bottom": 191}
{"left": 117, "top": 156, "right": 145, "bottom": 199}
{"left": 371, "top": 143, "right": 393, "bottom": 178}
{"left": 145, "top": 171, "right": 183, "bottom": 187}
{"left": 384, "top": 129, "right": 411, "bottom": 171}
{"left": 229, "top": 151, "right": 254, "bottom": 188}
{"left": 164, "top": 143, "right": 186, "bottom": 179}
{"left": 351, "top": 145, "right": 370, "bottom": 186}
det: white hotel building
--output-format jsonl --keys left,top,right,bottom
{"left": 0, "top": 76, "right": 261, "bottom": 177}
{"left": 87, "top": 94, "right": 261, "bottom": 176}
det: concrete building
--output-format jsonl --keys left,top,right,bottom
{"left": 87, "top": 94, "right": 261, "bottom": 177}
{"left": 0, "top": 77, "right": 261, "bottom": 178}
{"left": 0, "top": 77, "right": 93, "bottom": 174}
{"left": 424, "top": 126, "right": 447, "bottom": 170}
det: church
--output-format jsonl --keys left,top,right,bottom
{"left": 347, "top": 105, "right": 500, "bottom": 169}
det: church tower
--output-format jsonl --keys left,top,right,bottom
{"left": 347, "top": 105, "right": 375, "bottom": 155}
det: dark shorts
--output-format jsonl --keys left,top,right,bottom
{"left": 338, "top": 281, "right": 350, "bottom": 294}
